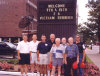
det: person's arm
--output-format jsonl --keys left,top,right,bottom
{"left": 64, "top": 54, "right": 67, "bottom": 64}
{"left": 29, "top": 43, "right": 32, "bottom": 61}
{"left": 82, "top": 50, "right": 85, "bottom": 62}
{"left": 82, "top": 44, "right": 86, "bottom": 62}
{"left": 30, "top": 51, "right": 32, "bottom": 61}
{"left": 17, "top": 50, "right": 21, "bottom": 60}
{"left": 76, "top": 45, "right": 79, "bottom": 64}
{"left": 37, "top": 43, "right": 40, "bottom": 61}
{"left": 37, "top": 50, "right": 40, "bottom": 61}
{"left": 63, "top": 53, "right": 65, "bottom": 64}
{"left": 17, "top": 43, "right": 21, "bottom": 60}
{"left": 50, "top": 47, "right": 53, "bottom": 63}
{"left": 77, "top": 54, "right": 79, "bottom": 64}
{"left": 64, "top": 47, "right": 68, "bottom": 64}
{"left": 50, "top": 53, "right": 52, "bottom": 63}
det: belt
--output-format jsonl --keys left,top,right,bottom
{"left": 39, "top": 52, "right": 48, "bottom": 54}
{"left": 20, "top": 53, "right": 29, "bottom": 54}
{"left": 67, "top": 57, "right": 76, "bottom": 59}
{"left": 32, "top": 52, "right": 37, "bottom": 53}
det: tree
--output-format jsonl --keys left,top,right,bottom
{"left": 78, "top": 0, "right": 100, "bottom": 43}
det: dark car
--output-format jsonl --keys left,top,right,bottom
{"left": 0, "top": 42, "right": 17, "bottom": 58}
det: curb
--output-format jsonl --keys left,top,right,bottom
{"left": 0, "top": 71, "right": 33, "bottom": 75}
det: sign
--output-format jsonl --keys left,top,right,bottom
{"left": 38, "top": 1, "right": 75, "bottom": 23}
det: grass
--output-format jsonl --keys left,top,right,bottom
{"left": 0, "top": 59, "right": 18, "bottom": 65}
{"left": 85, "top": 54, "right": 94, "bottom": 64}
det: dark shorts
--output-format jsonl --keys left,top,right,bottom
{"left": 19, "top": 54, "right": 30, "bottom": 65}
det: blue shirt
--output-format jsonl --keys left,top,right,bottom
{"left": 37, "top": 42, "right": 51, "bottom": 54}
{"left": 65, "top": 44, "right": 79, "bottom": 57}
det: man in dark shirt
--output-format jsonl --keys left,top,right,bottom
{"left": 47, "top": 34, "right": 55, "bottom": 48}
{"left": 75, "top": 35, "right": 85, "bottom": 76}
{"left": 47, "top": 34, "right": 55, "bottom": 76}
{"left": 37, "top": 34, "right": 51, "bottom": 76}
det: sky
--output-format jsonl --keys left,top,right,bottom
{"left": 77, "top": 0, "right": 89, "bottom": 24}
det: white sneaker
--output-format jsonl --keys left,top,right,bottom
{"left": 37, "top": 72, "right": 40, "bottom": 76}
{"left": 41, "top": 74, "right": 43, "bottom": 76}
{"left": 21, "top": 74, "right": 24, "bottom": 76}
{"left": 34, "top": 73, "right": 37, "bottom": 76}
{"left": 31, "top": 73, "right": 34, "bottom": 76}
{"left": 24, "top": 74, "right": 28, "bottom": 76}
{"left": 48, "top": 70, "right": 50, "bottom": 76}
{"left": 44, "top": 74, "right": 47, "bottom": 76}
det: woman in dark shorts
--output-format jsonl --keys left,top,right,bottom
{"left": 17, "top": 35, "right": 31, "bottom": 76}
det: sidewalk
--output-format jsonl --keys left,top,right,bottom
{"left": 86, "top": 46, "right": 100, "bottom": 70}
{"left": 0, "top": 71, "right": 35, "bottom": 76}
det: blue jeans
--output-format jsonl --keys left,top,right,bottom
{"left": 79, "top": 53, "right": 83, "bottom": 76}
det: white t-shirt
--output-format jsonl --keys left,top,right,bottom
{"left": 17, "top": 41, "right": 30, "bottom": 53}
{"left": 29, "top": 40, "right": 39, "bottom": 53}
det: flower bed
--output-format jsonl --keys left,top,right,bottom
{"left": 0, "top": 62, "right": 13, "bottom": 71}
{"left": 83, "top": 62, "right": 100, "bottom": 76}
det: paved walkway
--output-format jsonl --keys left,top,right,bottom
{"left": 86, "top": 45, "right": 100, "bottom": 70}
{"left": 0, "top": 71, "right": 36, "bottom": 76}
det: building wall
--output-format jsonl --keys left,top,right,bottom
{"left": 0, "top": 0, "right": 26, "bottom": 37}
{"left": 0, "top": 0, "right": 37, "bottom": 42}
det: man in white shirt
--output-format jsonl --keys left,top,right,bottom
{"left": 17, "top": 34, "right": 31, "bottom": 76}
{"left": 29, "top": 34, "right": 39, "bottom": 76}
{"left": 50, "top": 38, "right": 65, "bottom": 76}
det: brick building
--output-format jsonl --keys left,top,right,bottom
{"left": 0, "top": 0, "right": 37, "bottom": 43}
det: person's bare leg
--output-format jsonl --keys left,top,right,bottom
{"left": 24, "top": 65, "right": 28, "bottom": 75}
{"left": 51, "top": 66, "right": 56, "bottom": 76}
{"left": 40, "top": 65, "right": 44, "bottom": 76}
{"left": 44, "top": 65, "right": 47, "bottom": 76}
{"left": 20, "top": 65, "right": 24, "bottom": 75}
{"left": 58, "top": 66, "right": 61, "bottom": 76}
{"left": 47, "top": 65, "right": 51, "bottom": 76}
{"left": 36, "top": 64, "right": 39, "bottom": 72}
{"left": 31, "top": 63, "right": 35, "bottom": 72}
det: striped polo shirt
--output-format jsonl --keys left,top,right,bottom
{"left": 50, "top": 44, "right": 65, "bottom": 58}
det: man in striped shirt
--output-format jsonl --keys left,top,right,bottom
{"left": 50, "top": 38, "right": 65, "bottom": 76}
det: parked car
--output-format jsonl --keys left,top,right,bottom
{"left": 0, "top": 42, "right": 17, "bottom": 58}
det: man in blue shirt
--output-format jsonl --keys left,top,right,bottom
{"left": 64, "top": 37, "right": 79, "bottom": 76}
{"left": 37, "top": 34, "right": 51, "bottom": 76}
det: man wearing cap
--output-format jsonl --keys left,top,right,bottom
{"left": 75, "top": 35, "right": 85, "bottom": 76}
{"left": 50, "top": 38, "right": 65, "bottom": 76}
{"left": 64, "top": 37, "right": 79, "bottom": 76}
{"left": 17, "top": 34, "right": 31, "bottom": 76}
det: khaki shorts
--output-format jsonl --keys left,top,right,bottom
{"left": 30, "top": 53, "right": 39, "bottom": 64}
{"left": 39, "top": 53, "right": 50, "bottom": 65}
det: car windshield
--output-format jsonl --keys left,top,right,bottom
{"left": 5, "top": 42, "right": 16, "bottom": 49}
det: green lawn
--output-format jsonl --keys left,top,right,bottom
{"left": 85, "top": 54, "right": 94, "bottom": 64}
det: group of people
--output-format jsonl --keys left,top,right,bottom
{"left": 17, "top": 34, "right": 85, "bottom": 76}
